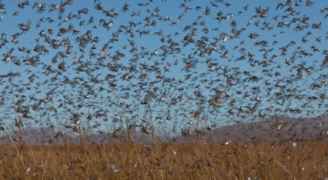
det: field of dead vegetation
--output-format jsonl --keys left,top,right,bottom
{"left": 0, "top": 141, "right": 328, "bottom": 180}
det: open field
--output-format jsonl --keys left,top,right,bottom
{"left": 1, "top": 116, "right": 328, "bottom": 179}
{"left": 0, "top": 141, "right": 328, "bottom": 180}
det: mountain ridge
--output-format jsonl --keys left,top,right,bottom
{"left": 1, "top": 115, "right": 328, "bottom": 144}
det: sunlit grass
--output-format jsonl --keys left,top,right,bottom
{"left": 0, "top": 141, "right": 327, "bottom": 179}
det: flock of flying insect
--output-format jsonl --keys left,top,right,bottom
{"left": 0, "top": 0, "right": 327, "bottom": 136}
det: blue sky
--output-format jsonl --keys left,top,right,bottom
{"left": 0, "top": 0, "right": 328, "bottom": 136}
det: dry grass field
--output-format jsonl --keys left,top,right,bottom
{"left": 0, "top": 141, "right": 328, "bottom": 180}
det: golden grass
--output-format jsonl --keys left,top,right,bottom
{"left": 0, "top": 141, "right": 328, "bottom": 180}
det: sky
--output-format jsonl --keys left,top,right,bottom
{"left": 0, "top": 0, "right": 328, "bottom": 136}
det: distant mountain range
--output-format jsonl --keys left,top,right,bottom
{"left": 0, "top": 126, "right": 156, "bottom": 144}
{"left": 1, "top": 115, "right": 328, "bottom": 144}
{"left": 175, "top": 115, "right": 328, "bottom": 143}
